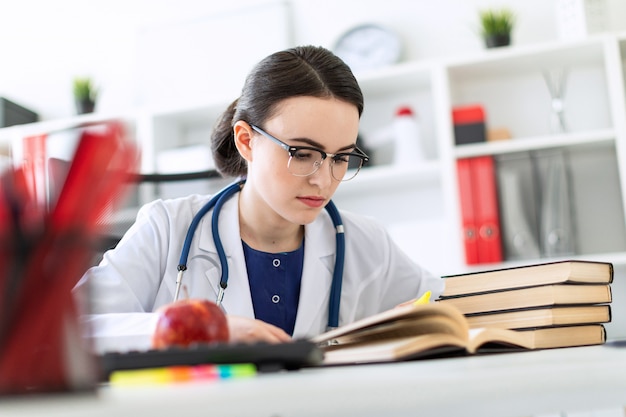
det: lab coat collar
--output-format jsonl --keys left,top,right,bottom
{"left": 293, "top": 211, "right": 335, "bottom": 337}
{"left": 197, "top": 194, "right": 255, "bottom": 319}
{"left": 196, "top": 193, "right": 336, "bottom": 337}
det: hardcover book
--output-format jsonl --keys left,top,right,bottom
{"left": 464, "top": 304, "right": 611, "bottom": 330}
{"left": 438, "top": 283, "right": 611, "bottom": 315}
{"left": 441, "top": 260, "right": 613, "bottom": 298}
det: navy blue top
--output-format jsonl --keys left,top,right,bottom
{"left": 242, "top": 240, "right": 304, "bottom": 336}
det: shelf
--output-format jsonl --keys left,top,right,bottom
{"left": 446, "top": 35, "right": 607, "bottom": 80}
{"left": 150, "top": 99, "right": 230, "bottom": 126}
{"left": 453, "top": 128, "right": 615, "bottom": 158}
{"left": 0, "top": 111, "right": 138, "bottom": 146}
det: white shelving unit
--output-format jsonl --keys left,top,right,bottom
{"left": 339, "top": 33, "right": 626, "bottom": 339}
{"left": 333, "top": 34, "right": 626, "bottom": 278}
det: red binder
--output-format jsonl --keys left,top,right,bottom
{"left": 456, "top": 156, "right": 503, "bottom": 264}
{"left": 22, "top": 134, "right": 48, "bottom": 207}
{"left": 472, "top": 155, "right": 502, "bottom": 263}
{"left": 456, "top": 158, "right": 478, "bottom": 264}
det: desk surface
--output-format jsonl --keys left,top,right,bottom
{"left": 2, "top": 344, "right": 626, "bottom": 417}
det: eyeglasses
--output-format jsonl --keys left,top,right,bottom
{"left": 250, "top": 124, "right": 369, "bottom": 182}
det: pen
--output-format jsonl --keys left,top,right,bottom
{"left": 109, "top": 363, "right": 257, "bottom": 387}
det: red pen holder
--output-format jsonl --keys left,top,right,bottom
{"left": 0, "top": 235, "right": 98, "bottom": 395}
{"left": 0, "top": 120, "right": 139, "bottom": 395}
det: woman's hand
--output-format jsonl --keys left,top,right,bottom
{"left": 227, "top": 315, "right": 292, "bottom": 344}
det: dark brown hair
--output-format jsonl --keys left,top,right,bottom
{"left": 211, "top": 45, "right": 364, "bottom": 177}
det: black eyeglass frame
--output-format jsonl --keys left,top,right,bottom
{"left": 249, "top": 124, "right": 369, "bottom": 181}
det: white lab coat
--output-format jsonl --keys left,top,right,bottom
{"left": 75, "top": 192, "right": 444, "bottom": 352}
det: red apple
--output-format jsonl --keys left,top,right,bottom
{"left": 151, "top": 298, "right": 229, "bottom": 349}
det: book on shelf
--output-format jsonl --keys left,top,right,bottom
{"left": 452, "top": 105, "right": 486, "bottom": 145}
{"left": 441, "top": 260, "right": 613, "bottom": 298}
{"left": 464, "top": 304, "right": 611, "bottom": 330}
{"left": 438, "top": 283, "right": 611, "bottom": 315}
{"left": 310, "top": 302, "right": 606, "bottom": 365}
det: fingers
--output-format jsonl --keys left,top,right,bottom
{"left": 227, "top": 315, "right": 292, "bottom": 344}
{"left": 396, "top": 299, "right": 414, "bottom": 308}
{"left": 261, "top": 321, "right": 292, "bottom": 343}
{"left": 396, "top": 291, "right": 433, "bottom": 308}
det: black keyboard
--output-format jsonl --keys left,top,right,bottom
{"left": 99, "top": 339, "right": 323, "bottom": 379}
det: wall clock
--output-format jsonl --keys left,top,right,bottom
{"left": 333, "top": 23, "right": 403, "bottom": 72}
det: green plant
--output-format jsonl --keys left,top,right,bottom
{"left": 73, "top": 77, "right": 98, "bottom": 102}
{"left": 479, "top": 8, "right": 515, "bottom": 38}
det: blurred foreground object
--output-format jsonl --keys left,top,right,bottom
{"left": 0, "top": 121, "right": 138, "bottom": 395}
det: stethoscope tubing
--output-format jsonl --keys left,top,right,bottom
{"left": 324, "top": 200, "right": 344, "bottom": 329}
{"left": 175, "top": 181, "right": 243, "bottom": 301}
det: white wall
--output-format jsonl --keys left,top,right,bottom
{"left": 0, "top": 0, "right": 625, "bottom": 120}
{"left": 0, "top": 0, "right": 282, "bottom": 120}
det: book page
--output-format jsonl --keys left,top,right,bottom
{"left": 321, "top": 333, "right": 469, "bottom": 365}
{"left": 466, "top": 327, "right": 533, "bottom": 353}
{"left": 329, "top": 315, "right": 468, "bottom": 346}
{"left": 311, "top": 303, "right": 468, "bottom": 345}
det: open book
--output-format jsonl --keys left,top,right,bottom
{"left": 311, "top": 302, "right": 606, "bottom": 365}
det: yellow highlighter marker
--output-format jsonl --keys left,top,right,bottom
{"left": 110, "top": 367, "right": 171, "bottom": 387}
{"left": 413, "top": 290, "right": 432, "bottom": 306}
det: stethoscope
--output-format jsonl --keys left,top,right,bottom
{"left": 173, "top": 180, "right": 346, "bottom": 330}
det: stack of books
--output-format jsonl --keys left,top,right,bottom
{"left": 437, "top": 260, "right": 612, "bottom": 348}
{"left": 303, "top": 260, "right": 611, "bottom": 366}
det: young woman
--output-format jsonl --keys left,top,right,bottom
{"left": 76, "top": 45, "right": 443, "bottom": 349}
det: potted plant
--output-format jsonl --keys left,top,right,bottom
{"left": 478, "top": 8, "right": 515, "bottom": 48}
{"left": 73, "top": 77, "right": 98, "bottom": 114}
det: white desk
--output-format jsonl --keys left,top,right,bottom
{"left": 2, "top": 344, "right": 626, "bottom": 417}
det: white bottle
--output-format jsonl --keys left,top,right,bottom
{"left": 392, "top": 106, "right": 425, "bottom": 167}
